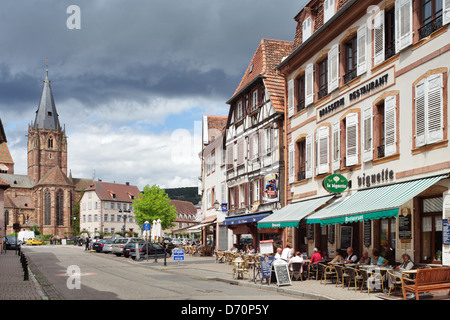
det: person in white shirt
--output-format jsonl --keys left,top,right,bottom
{"left": 280, "top": 243, "right": 293, "bottom": 262}
{"left": 274, "top": 247, "right": 282, "bottom": 260}
{"left": 289, "top": 251, "right": 304, "bottom": 271}
{"left": 344, "top": 247, "right": 358, "bottom": 263}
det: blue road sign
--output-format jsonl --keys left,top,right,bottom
{"left": 173, "top": 248, "right": 184, "bottom": 261}
{"left": 143, "top": 222, "right": 151, "bottom": 231}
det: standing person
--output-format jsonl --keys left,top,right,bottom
{"left": 85, "top": 237, "right": 90, "bottom": 251}
{"left": 281, "top": 243, "right": 293, "bottom": 262}
{"left": 382, "top": 241, "right": 395, "bottom": 266}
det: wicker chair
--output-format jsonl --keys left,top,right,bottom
{"left": 386, "top": 270, "right": 405, "bottom": 296}
{"left": 346, "top": 267, "right": 363, "bottom": 291}
{"left": 318, "top": 263, "right": 336, "bottom": 285}
{"left": 334, "top": 265, "right": 350, "bottom": 288}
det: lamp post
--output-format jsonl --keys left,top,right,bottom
{"left": 119, "top": 209, "right": 131, "bottom": 237}
{"left": 73, "top": 215, "right": 77, "bottom": 246}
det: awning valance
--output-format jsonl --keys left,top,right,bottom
{"left": 306, "top": 175, "right": 447, "bottom": 225}
{"left": 223, "top": 212, "right": 270, "bottom": 226}
{"left": 257, "top": 195, "right": 334, "bottom": 228}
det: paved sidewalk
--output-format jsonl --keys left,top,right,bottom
{"left": 0, "top": 250, "right": 47, "bottom": 300}
{"left": 131, "top": 254, "right": 385, "bottom": 300}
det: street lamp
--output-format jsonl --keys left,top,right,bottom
{"left": 119, "top": 209, "right": 131, "bottom": 237}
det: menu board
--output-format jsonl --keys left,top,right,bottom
{"left": 443, "top": 219, "right": 450, "bottom": 245}
{"left": 399, "top": 214, "right": 412, "bottom": 239}
{"left": 363, "top": 220, "right": 371, "bottom": 247}
{"left": 340, "top": 226, "right": 353, "bottom": 249}
{"left": 273, "top": 263, "right": 292, "bottom": 287}
{"left": 307, "top": 224, "right": 314, "bottom": 240}
{"left": 260, "top": 256, "right": 275, "bottom": 280}
{"left": 328, "top": 224, "right": 335, "bottom": 244}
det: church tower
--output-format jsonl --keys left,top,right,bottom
{"left": 27, "top": 69, "right": 68, "bottom": 185}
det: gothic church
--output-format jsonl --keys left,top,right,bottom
{"left": 0, "top": 70, "right": 92, "bottom": 236}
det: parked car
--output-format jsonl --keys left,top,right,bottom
{"left": 5, "top": 236, "right": 21, "bottom": 249}
{"left": 123, "top": 238, "right": 145, "bottom": 258}
{"left": 171, "top": 238, "right": 182, "bottom": 245}
{"left": 26, "top": 238, "right": 43, "bottom": 246}
{"left": 129, "top": 242, "right": 172, "bottom": 260}
{"left": 102, "top": 239, "right": 115, "bottom": 253}
{"left": 111, "top": 237, "right": 141, "bottom": 256}
{"left": 92, "top": 239, "right": 113, "bottom": 253}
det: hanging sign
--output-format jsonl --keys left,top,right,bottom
{"left": 323, "top": 174, "right": 348, "bottom": 193}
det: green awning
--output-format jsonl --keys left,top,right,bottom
{"left": 306, "top": 175, "right": 447, "bottom": 225}
{"left": 258, "top": 195, "right": 334, "bottom": 228}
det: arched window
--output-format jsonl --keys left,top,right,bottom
{"left": 4, "top": 210, "right": 9, "bottom": 226}
{"left": 48, "top": 137, "right": 54, "bottom": 149}
{"left": 44, "top": 189, "right": 51, "bottom": 225}
{"left": 56, "top": 189, "right": 64, "bottom": 226}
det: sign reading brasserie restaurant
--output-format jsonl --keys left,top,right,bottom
{"left": 323, "top": 174, "right": 348, "bottom": 193}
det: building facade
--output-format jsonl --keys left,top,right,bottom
{"left": 198, "top": 115, "right": 231, "bottom": 250}
{"left": 274, "top": 0, "right": 450, "bottom": 265}
{"left": 79, "top": 181, "right": 140, "bottom": 236}
{"left": 223, "top": 38, "right": 293, "bottom": 250}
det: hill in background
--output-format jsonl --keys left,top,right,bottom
{"left": 164, "top": 187, "right": 201, "bottom": 206}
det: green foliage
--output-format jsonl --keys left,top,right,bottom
{"left": 132, "top": 184, "right": 177, "bottom": 230}
{"left": 164, "top": 187, "right": 200, "bottom": 205}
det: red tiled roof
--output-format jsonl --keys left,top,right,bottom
{"left": 0, "top": 142, "right": 14, "bottom": 164}
{"left": 89, "top": 181, "right": 140, "bottom": 202}
{"left": 170, "top": 199, "right": 197, "bottom": 215}
{"left": 230, "top": 38, "right": 293, "bottom": 112}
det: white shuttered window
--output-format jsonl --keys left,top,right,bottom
{"left": 328, "top": 44, "right": 339, "bottom": 93}
{"left": 373, "top": 10, "right": 385, "bottom": 66}
{"left": 288, "top": 79, "right": 295, "bottom": 118}
{"left": 415, "top": 73, "right": 444, "bottom": 147}
{"left": 395, "top": 0, "right": 413, "bottom": 53}
{"left": 305, "top": 64, "right": 314, "bottom": 106}
{"left": 346, "top": 113, "right": 358, "bottom": 166}
{"left": 357, "top": 24, "right": 367, "bottom": 76}
{"left": 363, "top": 106, "right": 373, "bottom": 162}
{"left": 384, "top": 96, "right": 397, "bottom": 156}
{"left": 317, "top": 126, "right": 330, "bottom": 175}
{"left": 305, "top": 134, "right": 313, "bottom": 179}
{"left": 332, "top": 122, "right": 340, "bottom": 171}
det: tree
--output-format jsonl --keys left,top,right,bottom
{"left": 132, "top": 184, "right": 177, "bottom": 230}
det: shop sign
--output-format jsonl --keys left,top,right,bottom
{"left": 323, "top": 174, "right": 348, "bottom": 193}
{"left": 443, "top": 219, "right": 450, "bottom": 245}
{"left": 263, "top": 173, "right": 279, "bottom": 202}
{"left": 357, "top": 168, "right": 394, "bottom": 188}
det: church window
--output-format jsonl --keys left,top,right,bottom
{"left": 44, "top": 189, "right": 51, "bottom": 225}
{"left": 56, "top": 189, "right": 64, "bottom": 226}
{"left": 48, "top": 137, "right": 54, "bottom": 149}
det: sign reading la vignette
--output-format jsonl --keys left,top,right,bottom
{"left": 323, "top": 174, "right": 348, "bottom": 193}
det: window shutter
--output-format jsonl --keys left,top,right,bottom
{"left": 426, "top": 73, "right": 443, "bottom": 144}
{"left": 357, "top": 24, "right": 367, "bottom": 76}
{"left": 288, "top": 79, "right": 295, "bottom": 118}
{"left": 249, "top": 133, "right": 254, "bottom": 160}
{"left": 328, "top": 44, "right": 339, "bottom": 93}
{"left": 444, "top": 0, "right": 450, "bottom": 25}
{"left": 305, "top": 63, "right": 314, "bottom": 106}
{"left": 288, "top": 142, "right": 295, "bottom": 184}
{"left": 415, "top": 79, "right": 426, "bottom": 147}
{"left": 395, "top": 0, "right": 413, "bottom": 53}
{"left": 318, "top": 126, "right": 330, "bottom": 175}
{"left": 305, "top": 134, "right": 313, "bottom": 179}
{"left": 303, "top": 16, "right": 312, "bottom": 41}
{"left": 332, "top": 122, "right": 340, "bottom": 171}
{"left": 384, "top": 96, "right": 397, "bottom": 156}
{"left": 324, "top": 0, "right": 335, "bottom": 23}
{"left": 363, "top": 106, "right": 373, "bottom": 162}
{"left": 373, "top": 10, "right": 385, "bottom": 66}
{"left": 345, "top": 113, "right": 358, "bottom": 166}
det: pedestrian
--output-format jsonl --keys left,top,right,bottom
{"left": 85, "top": 237, "right": 90, "bottom": 251}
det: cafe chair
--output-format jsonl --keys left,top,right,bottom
{"left": 334, "top": 265, "right": 350, "bottom": 288}
{"left": 346, "top": 267, "right": 363, "bottom": 291}
{"left": 386, "top": 270, "right": 405, "bottom": 297}
{"left": 318, "top": 263, "right": 336, "bottom": 285}
{"left": 362, "top": 268, "right": 384, "bottom": 294}
{"left": 290, "top": 262, "right": 303, "bottom": 281}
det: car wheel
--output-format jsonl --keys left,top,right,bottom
{"left": 115, "top": 253, "right": 121, "bottom": 256}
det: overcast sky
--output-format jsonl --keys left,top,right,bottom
{"left": 0, "top": 0, "right": 306, "bottom": 190}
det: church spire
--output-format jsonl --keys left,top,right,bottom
{"left": 33, "top": 62, "right": 60, "bottom": 130}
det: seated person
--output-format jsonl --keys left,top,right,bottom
{"left": 344, "top": 247, "right": 358, "bottom": 264}
{"left": 358, "top": 251, "right": 371, "bottom": 265}
{"left": 310, "top": 248, "right": 323, "bottom": 265}
{"left": 394, "top": 254, "right": 414, "bottom": 274}
{"left": 289, "top": 251, "right": 304, "bottom": 275}
{"left": 329, "top": 250, "right": 344, "bottom": 264}
{"left": 372, "top": 248, "right": 389, "bottom": 267}
{"left": 274, "top": 247, "right": 283, "bottom": 260}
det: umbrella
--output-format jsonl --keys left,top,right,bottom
{"left": 155, "top": 219, "right": 162, "bottom": 242}
{"left": 150, "top": 220, "right": 157, "bottom": 241}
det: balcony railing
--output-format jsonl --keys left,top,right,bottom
{"left": 343, "top": 68, "right": 357, "bottom": 84}
{"left": 385, "top": 40, "right": 396, "bottom": 60}
{"left": 419, "top": 15, "right": 443, "bottom": 40}
{"left": 377, "top": 145, "right": 385, "bottom": 158}
{"left": 317, "top": 87, "right": 328, "bottom": 100}
{"left": 297, "top": 171, "right": 306, "bottom": 181}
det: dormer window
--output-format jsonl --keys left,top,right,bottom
{"left": 303, "top": 16, "right": 312, "bottom": 41}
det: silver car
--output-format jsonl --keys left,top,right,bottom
{"left": 102, "top": 239, "right": 114, "bottom": 253}
{"left": 111, "top": 237, "right": 140, "bottom": 256}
